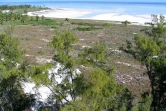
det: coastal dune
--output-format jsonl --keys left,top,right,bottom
{"left": 27, "top": 8, "right": 152, "bottom": 25}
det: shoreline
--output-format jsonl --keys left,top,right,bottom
{"left": 27, "top": 8, "right": 152, "bottom": 25}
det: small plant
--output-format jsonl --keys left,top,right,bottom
{"left": 122, "top": 20, "right": 131, "bottom": 27}
{"left": 126, "top": 40, "right": 132, "bottom": 49}
{"left": 20, "top": 15, "right": 27, "bottom": 23}
{"left": 30, "top": 16, "right": 34, "bottom": 21}
{"left": 41, "top": 15, "right": 45, "bottom": 20}
{"left": 65, "top": 18, "right": 69, "bottom": 22}
{"left": 4, "top": 25, "right": 15, "bottom": 37}
{"left": 71, "top": 22, "right": 93, "bottom": 26}
{"left": 36, "top": 15, "right": 39, "bottom": 21}
{"left": 103, "top": 23, "right": 115, "bottom": 27}
{"left": 24, "top": 8, "right": 28, "bottom": 14}
{"left": 38, "top": 50, "right": 45, "bottom": 55}
{"left": 25, "top": 38, "right": 29, "bottom": 41}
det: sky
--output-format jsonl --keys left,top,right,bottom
{"left": 0, "top": 0, "right": 165, "bottom": 3}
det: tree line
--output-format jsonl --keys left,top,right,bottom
{"left": 0, "top": 10, "right": 46, "bottom": 25}
{"left": 0, "top": 5, "right": 47, "bottom": 11}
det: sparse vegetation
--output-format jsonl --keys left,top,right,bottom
{"left": 5, "top": 19, "right": 57, "bottom": 26}
{"left": 71, "top": 21, "right": 94, "bottom": 26}
{"left": 103, "top": 23, "right": 115, "bottom": 26}
{"left": 38, "top": 50, "right": 45, "bottom": 55}
{"left": 75, "top": 26, "right": 103, "bottom": 31}
{"left": 0, "top": 4, "right": 165, "bottom": 110}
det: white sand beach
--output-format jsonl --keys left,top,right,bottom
{"left": 27, "top": 8, "right": 152, "bottom": 25}
{"left": 28, "top": 8, "right": 92, "bottom": 19}
{"left": 90, "top": 14, "right": 151, "bottom": 24}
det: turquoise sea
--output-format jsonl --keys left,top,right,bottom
{"left": 0, "top": 1, "right": 166, "bottom": 23}
{"left": 0, "top": 1, "right": 166, "bottom": 15}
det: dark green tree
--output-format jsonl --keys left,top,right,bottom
{"left": 122, "top": 20, "right": 131, "bottom": 27}
{"left": 128, "top": 15, "right": 166, "bottom": 111}
{"left": 0, "top": 32, "right": 35, "bottom": 110}
{"left": 47, "top": 30, "right": 128, "bottom": 111}
{"left": 36, "top": 15, "right": 39, "bottom": 21}
{"left": 41, "top": 15, "right": 45, "bottom": 20}
{"left": 20, "top": 15, "right": 26, "bottom": 23}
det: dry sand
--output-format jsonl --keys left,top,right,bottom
{"left": 27, "top": 8, "right": 152, "bottom": 25}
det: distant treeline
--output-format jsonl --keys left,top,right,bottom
{"left": 0, "top": 5, "right": 47, "bottom": 10}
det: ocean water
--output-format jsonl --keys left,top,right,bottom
{"left": 0, "top": 1, "right": 166, "bottom": 23}
{"left": 1, "top": 1, "right": 166, "bottom": 14}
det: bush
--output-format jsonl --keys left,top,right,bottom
{"left": 5, "top": 19, "right": 56, "bottom": 26}
{"left": 38, "top": 50, "right": 45, "bottom": 55}
{"left": 103, "top": 23, "right": 115, "bottom": 27}
{"left": 71, "top": 22, "right": 93, "bottom": 26}
{"left": 75, "top": 26, "right": 103, "bottom": 31}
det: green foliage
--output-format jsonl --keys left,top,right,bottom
{"left": 38, "top": 50, "right": 45, "bottom": 55}
{"left": 152, "top": 23, "right": 166, "bottom": 39}
{"left": 0, "top": 33, "right": 36, "bottom": 110}
{"left": 0, "top": 34, "right": 23, "bottom": 63}
{"left": 61, "top": 68, "right": 119, "bottom": 111}
{"left": 4, "top": 25, "right": 15, "bottom": 37}
{"left": 0, "top": 76, "right": 36, "bottom": 111}
{"left": 78, "top": 41, "right": 115, "bottom": 74}
{"left": 24, "top": 8, "right": 28, "bottom": 14}
{"left": 65, "top": 18, "right": 69, "bottom": 22}
{"left": 82, "top": 41, "right": 107, "bottom": 65}
{"left": 30, "top": 16, "right": 34, "bottom": 21}
{"left": 29, "top": 64, "right": 52, "bottom": 86}
{"left": 6, "top": 19, "right": 57, "bottom": 26}
{"left": 0, "top": 33, "right": 24, "bottom": 80}
{"left": 128, "top": 15, "right": 166, "bottom": 110}
{"left": 79, "top": 41, "right": 107, "bottom": 64}
{"left": 131, "top": 94, "right": 152, "bottom": 111}
{"left": 91, "top": 42, "right": 107, "bottom": 63}
{"left": 75, "top": 26, "right": 103, "bottom": 31}
{"left": 71, "top": 22, "right": 93, "bottom": 26}
{"left": 138, "top": 94, "right": 152, "bottom": 111}
{"left": 134, "top": 34, "right": 160, "bottom": 65}
{"left": 121, "top": 20, "right": 131, "bottom": 27}
{"left": 103, "top": 23, "right": 115, "bottom": 27}
{"left": 0, "top": 5, "right": 48, "bottom": 14}
{"left": 115, "top": 88, "right": 133, "bottom": 111}
{"left": 20, "top": 15, "right": 27, "bottom": 23}
{"left": 50, "top": 30, "right": 77, "bottom": 55}
{"left": 0, "top": 13, "right": 4, "bottom": 24}
{"left": 46, "top": 30, "right": 79, "bottom": 108}
{"left": 41, "top": 15, "right": 45, "bottom": 20}
{"left": 126, "top": 40, "right": 132, "bottom": 49}
{"left": 48, "top": 30, "right": 124, "bottom": 110}
{"left": 0, "top": 5, "right": 31, "bottom": 10}
{"left": 0, "top": 9, "right": 55, "bottom": 26}
{"left": 36, "top": 15, "right": 39, "bottom": 21}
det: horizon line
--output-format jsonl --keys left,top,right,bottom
{"left": 0, "top": 1, "right": 166, "bottom": 3}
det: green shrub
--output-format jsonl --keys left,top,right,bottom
{"left": 103, "top": 23, "right": 115, "bottom": 27}
{"left": 38, "top": 50, "right": 45, "bottom": 55}
{"left": 5, "top": 19, "right": 56, "bottom": 26}
{"left": 75, "top": 26, "right": 102, "bottom": 31}
{"left": 71, "top": 22, "right": 93, "bottom": 26}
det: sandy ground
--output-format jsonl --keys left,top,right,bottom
{"left": 27, "top": 8, "right": 152, "bottom": 25}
